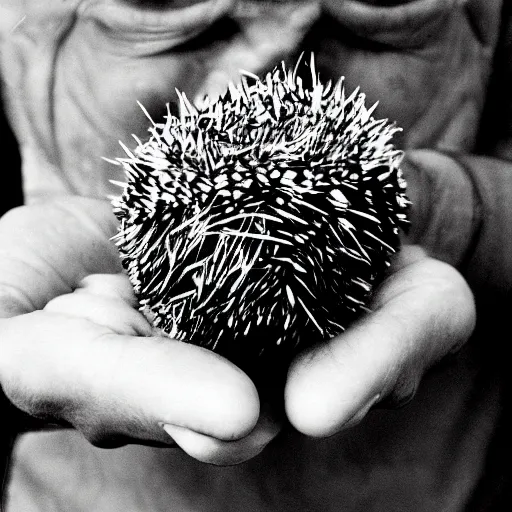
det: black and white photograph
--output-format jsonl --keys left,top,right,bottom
{"left": 0, "top": 1, "right": 510, "bottom": 510}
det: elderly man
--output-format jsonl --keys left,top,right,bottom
{"left": 0, "top": 1, "right": 511, "bottom": 510}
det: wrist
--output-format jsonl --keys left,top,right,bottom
{"left": 401, "top": 149, "right": 478, "bottom": 269}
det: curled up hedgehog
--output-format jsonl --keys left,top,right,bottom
{"left": 112, "top": 58, "right": 409, "bottom": 387}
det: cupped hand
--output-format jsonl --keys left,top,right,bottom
{"left": 0, "top": 198, "right": 280, "bottom": 465}
{"left": 0, "top": 198, "right": 476, "bottom": 465}
{"left": 285, "top": 245, "right": 476, "bottom": 437}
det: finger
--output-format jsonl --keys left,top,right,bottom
{"left": 162, "top": 406, "right": 282, "bottom": 466}
{"left": 76, "top": 273, "right": 139, "bottom": 307}
{"left": 285, "top": 247, "right": 475, "bottom": 438}
{"left": 0, "top": 198, "right": 121, "bottom": 318}
{"left": 0, "top": 311, "right": 260, "bottom": 446}
{"left": 44, "top": 291, "right": 152, "bottom": 337}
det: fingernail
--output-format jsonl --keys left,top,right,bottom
{"left": 161, "top": 423, "right": 185, "bottom": 439}
{"left": 340, "top": 394, "right": 381, "bottom": 431}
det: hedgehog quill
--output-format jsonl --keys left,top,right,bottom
{"left": 112, "top": 58, "right": 409, "bottom": 384}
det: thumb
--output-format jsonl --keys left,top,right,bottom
{"left": 0, "top": 311, "right": 260, "bottom": 448}
{"left": 284, "top": 246, "right": 475, "bottom": 437}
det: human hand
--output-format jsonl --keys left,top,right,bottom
{"left": 0, "top": 198, "right": 280, "bottom": 465}
{"left": 0, "top": 197, "right": 476, "bottom": 464}
{"left": 285, "top": 245, "right": 476, "bottom": 437}
{"left": 35, "top": 241, "right": 475, "bottom": 448}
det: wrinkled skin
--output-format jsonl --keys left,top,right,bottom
{"left": 0, "top": 0, "right": 498, "bottom": 199}
{"left": 1, "top": 0, "right": 318, "bottom": 197}
{"left": 0, "top": 0, "right": 484, "bottom": 467}
{"left": 0, "top": 198, "right": 475, "bottom": 464}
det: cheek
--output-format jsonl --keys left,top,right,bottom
{"left": 58, "top": 23, "right": 206, "bottom": 126}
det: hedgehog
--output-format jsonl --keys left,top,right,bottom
{"left": 111, "top": 58, "right": 409, "bottom": 386}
